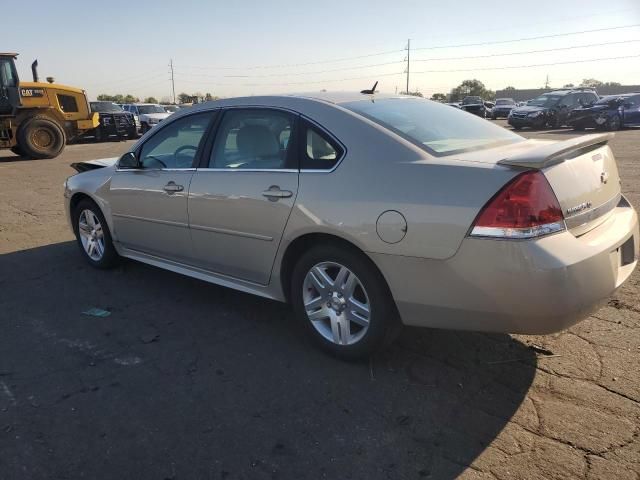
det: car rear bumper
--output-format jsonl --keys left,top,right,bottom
{"left": 371, "top": 198, "right": 638, "bottom": 334}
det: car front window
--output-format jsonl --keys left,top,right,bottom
{"left": 90, "top": 102, "right": 123, "bottom": 113}
{"left": 138, "top": 112, "right": 214, "bottom": 169}
{"left": 343, "top": 97, "right": 522, "bottom": 156}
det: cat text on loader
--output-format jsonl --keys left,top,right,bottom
{"left": 0, "top": 53, "right": 99, "bottom": 159}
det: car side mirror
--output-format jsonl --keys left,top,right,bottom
{"left": 118, "top": 152, "right": 141, "bottom": 169}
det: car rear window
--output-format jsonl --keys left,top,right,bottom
{"left": 342, "top": 97, "right": 522, "bottom": 156}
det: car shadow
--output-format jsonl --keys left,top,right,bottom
{"left": 0, "top": 241, "right": 538, "bottom": 480}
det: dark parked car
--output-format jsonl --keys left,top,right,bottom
{"left": 568, "top": 93, "right": 640, "bottom": 131}
{"left": 89, "top": 102, "right": 138, "bottom": 141}
{"left": 460, "top": 96, "right": 489, "bottom": 117}
{"left": 491, "top": 98, "right": 517, "bottom": 119}
{"left": 508, "top": 88, "right": 599, "bottom": 130}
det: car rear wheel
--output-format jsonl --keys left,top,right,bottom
{"left": 291, "top": 244, "right": 400, "bottom": 359}
{"left": 72, "top": 199, "right": 119, "bottom": 269}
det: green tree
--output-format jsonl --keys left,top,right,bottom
{"left": 123, "top": 94, "right": 139, "bottom": 103}
{"left": 503, "top": 86, "right": 516, "bottom": 91}
{"left": 430, "top": 93, "right": 447, "bottom": 102}
{"left": 97, "top": 94, "right": 115, "bottom": 101}
{"left": 449, "top": 79, "right": 495, "bottom": 102}
{"left": 400, "top": 90, "right": 423, "bottom": 97}
{"left": 580, "top": 78, "right": 603, "bottom": 87}
{"left": 204, "top": 92, "right": 217, "bottom": 101}
{"left": 178, "top": 92, "right": 192, "bottom": 104}
{"left": 563, "top": 83, "right": 574, "bottom": 88}
{"left": 144, "top": 96, "right": 158, "bottom": 104}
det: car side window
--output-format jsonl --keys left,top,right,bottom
{"left": 209, "top": 109, "right": 295, "bottom": 170}
{"left": 138, "top": 112, "right": 214, "bottom": 170}
{"left": 560, "top": 94, "right": 576, "bottom": 107}
{"left": 301, "top": 121, "right": 343, "bottom": 170}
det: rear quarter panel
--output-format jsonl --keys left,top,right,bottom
{"left": 278, "top": 102, "right": 518, "bottom": 261}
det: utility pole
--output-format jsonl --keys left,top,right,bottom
{"left": 544, "top": 74, "right": 550, "bottom": 89}
{"left": 169, "top": 59, "right": 176, "bottom": 104}
{"left": 405, "top": 39, "right": 411, "bottom": 94}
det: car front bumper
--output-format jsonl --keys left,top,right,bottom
{"left": 371, "top": 198, "right": 639, "bottom": 334}
{"left": 508, "top": 115, "right": 545, "bottom": 127}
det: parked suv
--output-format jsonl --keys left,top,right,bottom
{"left": 122, "top": 103, "right": 171, "bottom": 133}
{"left": 491, "top": 98, "right": 517, "bottom": 119}
{"left": 460, "top": 96, "right": 489, "bottom": 117}
{"left": 568, "top": 93, "right": 640, "bottom": 131}
{"left": 88, "top": 102, "right": 138, "bottom": 141}
{"left": 508, "top": 88, "right": 599, "bottom": 129}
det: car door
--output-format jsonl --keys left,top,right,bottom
{"left": 109, "top": 110, "right": 216, "bottom": 262}
{"left": 188, "top": 108, "right": 299, "bottom": 285}
{"left": 622, "top": 95, "right": 640, "bottom": 125}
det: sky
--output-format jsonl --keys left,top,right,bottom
{"left": 7, "top": 0, "right": 640, "bottom": 101}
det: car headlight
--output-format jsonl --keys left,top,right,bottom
{"left": 528, "top": 111, "right": 542, "bottom": 117}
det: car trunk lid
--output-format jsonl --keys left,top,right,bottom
{"left": 498, "top": 133, "right": 621, "bottom": 236}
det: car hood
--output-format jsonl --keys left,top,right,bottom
{"left": 141, "top": 112, "right": 171, "bottom": 120}
{"left": 71, "top": 157, "right": 119, "bottom": 173}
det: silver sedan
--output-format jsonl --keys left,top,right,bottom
{"left": 64, "top": 92, "right": 639, "bottom": 358}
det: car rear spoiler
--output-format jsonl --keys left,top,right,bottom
{"left": 498, "top": 133, "right": 614, "bottom": 169}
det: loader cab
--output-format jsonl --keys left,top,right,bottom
{"left": 0, "top": 54, "right": 20, "bottom": 115}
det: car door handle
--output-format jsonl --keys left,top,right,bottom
{"left": 262, "top": 186, "right": 293, "bottom": 200}
{"left": 163, "top": 181, "right": 184, "bottom": 194}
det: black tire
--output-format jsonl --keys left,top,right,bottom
{"left": 94, "top": 128, "right": 103, "bottom": 142}
{"left": 72, "top": 198, "right": 119, "bottom": 269}
{"left": 491, "top": 114, "right": 497, "bottom": 120}
{"left": 291, "top": 243, "right": 401, "bottom": 359}
{"left": 140, "top": 122, "right": 149, "bottom": 134}
{"left": 17, "top": 115, "right": 66, "bottom": 159}
{"left": 513, "top": 126, "right": 522, "bottom": 130}
{"left": 607, "top": 115, "right": 622, "bottom": 131}
{"left": 127, "top": 127, "right": 139, "bottom": 140}
{"left": 572, "top": 125, "right": 585, "bottom": 131}
{"left": 10, "top": 145, "right": 24, "bottom": 157}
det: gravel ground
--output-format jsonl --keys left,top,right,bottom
{"left": 0, "top": 122, "right": 638, "bottom": 479}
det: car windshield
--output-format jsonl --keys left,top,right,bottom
{"left": 90, "top": 102, "right": 123, "bottom": 113}
{"left": 496, "top": 99, "right": 515, "bottom": 105}
{"left": 528, "top": 95, "right": 562, "bottom": 107}
{"left": 343, "top": 97, "right": 522, "bottom": 156}
{"left": 137, "top": 105, "right": 166, "bottom": 114}
{"left": 164, "top": 105, "right": 180, "bottom": 112}
{"left": 462, "top": 97, "right": 482, "bottom": 105}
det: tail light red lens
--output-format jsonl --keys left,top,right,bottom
{"left": 470, "top": 171, "right": 565, "bottom": 239}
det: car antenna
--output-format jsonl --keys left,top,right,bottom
{"left": 360, "top": 81, "right": 378, "bottom": 95}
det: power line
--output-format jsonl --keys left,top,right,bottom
{"left": 412, "top": 24, "right": 640, "bottom": 51}
{"left": 177, "top": 48, "right": 403, "bottom": 71}
{"left": 413, "top": 39, "right": 640, "bottom": 62}
{"left": 175, "top": 60, "right": 404, "bottom": 79}
{"left": 412, "top": 54, "right": 640, "bottom": 74}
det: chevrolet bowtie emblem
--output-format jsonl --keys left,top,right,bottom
{"left": 601, "top": 171, "right": 609, "bottom": 184}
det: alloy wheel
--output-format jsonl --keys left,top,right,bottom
{"left": 78, "top": 209, "right": 105, "bottom": 261}
{"left": 302, "top": 262, "right": 371, "bottom": 346}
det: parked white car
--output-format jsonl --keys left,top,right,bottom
{"left": 122, "top": 104, "right": 171, "bottom": 133}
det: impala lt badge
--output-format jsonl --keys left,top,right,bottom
{"left": 566, "top": 202, "right": 592, "bottom": 216}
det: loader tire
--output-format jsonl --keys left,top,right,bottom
{"left": 18, "top": 115, "right": 66, "bottom": 159}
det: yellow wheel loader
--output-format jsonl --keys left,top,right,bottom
{"left": 0, "top": 53, "right": 99, "bottom": 159}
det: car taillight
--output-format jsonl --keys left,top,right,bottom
{"left": 470, "top": 171, "right": 565, "bottom": 239}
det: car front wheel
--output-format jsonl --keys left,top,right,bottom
{"left": 291, "top": 244, "right": 400, "bottom": 359}
{"left": 72, "top": 199, "right": 119, "bottom": 269}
